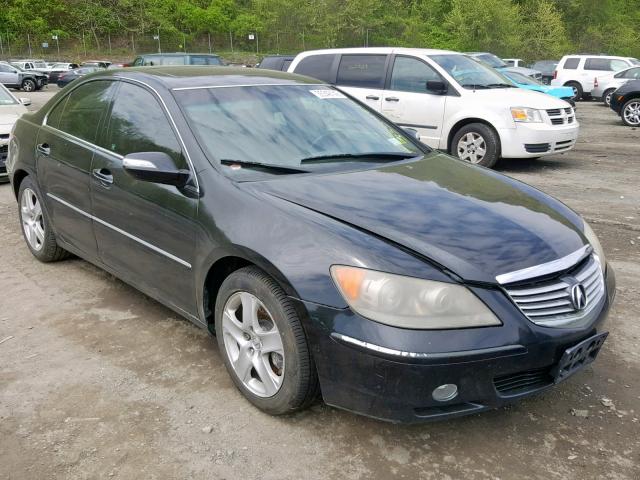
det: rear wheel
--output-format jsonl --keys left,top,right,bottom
{"left": 451, "top": 123, "right": 500, "bottom": 168}
{"left": 18, "top": 177, "right": 70, "bottom": 262}
{"left": 566, "top": 82, "right": 582, "bottom": 101}
{"left": 621, "top": 98, "right": 640, "bottom": 127}
{"left": 603, "top": 89, "right": 615, "bottom": 107}
{"left": 214, "top": 266, "right": 318, "bottom": 415}
{"left": 21, "top": 79, "right": 36, "bottom": 92}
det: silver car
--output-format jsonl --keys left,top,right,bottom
{"left": 593, "top": 66, "right": 640, "bottom": 106}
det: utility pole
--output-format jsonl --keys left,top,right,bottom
{"left": 0, "top": 33, "right": 3, "bottom": 56}
{"left": 276, "top": 32, "right": 279, "bottom": 54}
{"left": 132, "top": 33, "right": 135, "bottom": 54}
{"left": 182, "top": 32, "right": 186, "bottom": 52}
{"left": 229, "top": 31, "right": 233, "bottom": 53}
{"left": 108, "top": 33, "right": 112, "bottom": 55}
{"left": 82, "top": 31, "right": 87, "bottom": 57}
{"left": 208, "top": 33, "right": 212, "bottom": 54}
{"left": 157, "top": 28, "right": 161, "bottom": 54}
{"left": 27, "top": 33, "right": 32, "bottom": 56}
{"left": 256, "top": 33, "right": 259, "bottom": 54}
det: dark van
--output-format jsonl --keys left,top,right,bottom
{"left": 129, "top": 53, "right": 222, "bottom": 67}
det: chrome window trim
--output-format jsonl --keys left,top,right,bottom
{"left": 495, "top": 244, "right": 592, "bottom": 285}
{"left": 171, "top": 83, "right": 326, "bottom": 91}
{"left": 46, "top": 193, "right": 192, "bottom": 269}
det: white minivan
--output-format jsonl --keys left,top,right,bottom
{"left": 289, "top": 48, "right": 579, "bottom": 168}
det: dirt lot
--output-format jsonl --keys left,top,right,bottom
{"left": 1, "top": 89, "right": 639, "bottom": 480}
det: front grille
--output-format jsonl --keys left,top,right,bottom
{"left": 494, "top": 367, "right": 553, "bottom": 396}
{"left": 525, "top": 143, "right": 551, "bottom": 153}
{"left": 0, "top": 133, "right": 9, "bottom": 141}
{"left": 546, "top": 107, "right": 575, "bottom": 126}
{"left": 503, "top": 255, "right": 605, "bottom": 327}
{"left": 0, "top": 145, "right": 8, "bottom": 162}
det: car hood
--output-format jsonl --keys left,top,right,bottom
{"left": 525, "top": 85, "right": 574, "bottom": 98}
{"left": 252, "top": 153, "right": 586, "bottom": 284}
{"left": 0, "top": 109, "right": 23, "bottom": 129}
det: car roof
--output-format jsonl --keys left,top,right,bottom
{"left": 86, "top": 66, "right": 323, "bottom": 90}
{"left": 296, "top": 47, "right": 458, "bottom": 56}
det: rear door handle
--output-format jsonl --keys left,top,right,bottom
{"left": 365, "top": 95, "right": 380, "bottom": 100}
{"left": 385, "top": 97, "right": 400, "bottom": 102}
{"left": 92, "top": 168, "right": 113, "bottom": 185}
{"left": 36, "top": 143, "right": 50, "bottom": 156}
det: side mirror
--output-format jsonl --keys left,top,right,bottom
{"left": 402, "top": 127, "right": 421, "bottom": 141}
{"left": 426, "top": 80, "right": 447, "bottom": 94}
{"left": 20, "top": 98, "right": 31, "bottom": 106}
{"left": 123, "top": 152, "right": 191, "bottom": 187}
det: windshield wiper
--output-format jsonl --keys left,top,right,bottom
{"left": 220, "top": 159, "right": 307, "bottom": 174}
{"left": 486, "top": 83, "right": 515, "bottom": 88}
{"left": 300, "top": 152, "right": 420, "bottom": 164}
{"left": 460, "top": 84, "right": 490, "bottom": 89}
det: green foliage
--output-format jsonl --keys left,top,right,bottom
{"left": 0, "top": 0, "right": 638, "bottom": 59}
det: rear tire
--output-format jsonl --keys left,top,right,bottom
{"left": 451, "top": 123, "right": 500, "bottom": 168}
{"left": 603, "top": 89, "right": 615, "bottom": 107}
{"left": 566, "top": 82, "right": 582, "bottom": 101}
{"left": 17, "top": 177, "right": 70, "bottom": 262}
{"left": 214, "top": 266, "right": 318, "bottom": 415}
{"left": 21, "top": 79, "right": 36, "bottom": 92}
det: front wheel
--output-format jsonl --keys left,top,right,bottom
{"left": 214, "top": 266, "right": 318, "bottom": 415}
{"left": 451, "top": 123, "right": 500, "bottom": 168}
{"left": 21, "top": 79, "right": 36, "bottom": 92}
{"left": 18, "top": 177, "right": 70, "bottom": 262}
{"left": 621, "top": 98, "right": 640, "bottom": 127}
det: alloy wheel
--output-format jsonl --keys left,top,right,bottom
{"left": 623, "top": 102, "right": 640, "bottom": 126}
{"left": 21, "top": 188, "right": 45, "bottom": 251}
{"left": 23, "top": 81, "right": 35, "bottom": 92}
{"left": 221, "top": 291, "right": 285, "bottom": 397}
{"left": 605, "top": 91, "right": 613, "bottom": 106}
{"left": 457, "top": 132, "right": 486, "bottom": 164}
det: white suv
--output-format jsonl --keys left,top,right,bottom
{"left": 289, "top": 48, "right": 579, "bottom": 168}
{"left": 551, "top": 55, "right": 639, "bottom": 99}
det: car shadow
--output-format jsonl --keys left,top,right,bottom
{"left": 494, "top": 156, "right": 568, "bottom": 173}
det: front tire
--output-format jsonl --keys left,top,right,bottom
{"left": 18, "top": 177, "right": 69, "bottom": 262}
{"left": 21, "top": 79, "right": 36, "bottom": 92}
{"left": 621, "top": 98, "right": 640, "bottom": 127}
{"left": 451, "top": 123, "right": 500, "bottom": 168}
{"left": 214, "top": 266, "right": 318, "bottom": 415}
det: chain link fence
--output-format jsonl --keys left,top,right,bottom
{"left": 0, "top": 29, "right": 383, "bottom": 63}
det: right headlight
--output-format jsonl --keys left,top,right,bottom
{"left": 511, "top": 107, "right": 543, "bottom": 123}
{"left": 583, "top": 221, "right": 606, "bottom": 273}
{"left": 330, "top": 265, "right": 501, "bottom": 329}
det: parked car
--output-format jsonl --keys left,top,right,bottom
{"left": 257, "top": 55, "right": 295, "bottom": 71}
{"left": 551, "top": 54, "right": 639, "bottom": 99}
{"left": 6, "top": 66, "right": 614, "bottom": 423}
{"left": 127, "top": 53, "right": 222, "bottom": 67}
{"left": 530, "top": 60, "right": 558, "bottom": 85}
{"left": 45, "top": 63, "right": 80, "bottom": 84}
{"left": 609, "top": 79, "right": 640, "bottom": 127}
{"left": 0, "top": 83, "right": 30, "bottom": 182}
{"left": 467, "top": 52, "right": 542, "bottom": 81}
{"left": 56, "top": 66, "right": 101, "bottom": 88}
{"left": 502, "top": 68, "right": 576, "bottom": 106}
{"left": 10, "top": 59, "right": 49, "bottom": 74}
{"left": 289, "top": 48, "right": 579, "bottom": 168}
{"left": 592, "top": 66, "right": 640, "bottom": 106}
{"left": 0, "top": 62, "right": 48, "bottom": 92}
{"left": 81, "top": 60, "right": 112, "bottom": 69}
{"left": 503, "top": 58, "right": 525, "bottom": 67}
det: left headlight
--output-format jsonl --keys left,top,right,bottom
{"left": 330, "top": 265, "right": 501, "bottom": 329}
{"left": 583, "top": 221, "right": 606, "bottom": 273}
{"left": 511, "top": 107, "right": 543, "bottom": 123}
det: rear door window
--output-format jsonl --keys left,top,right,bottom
{"left": 585, "top": 58, "right": 614, "bottom": 71}
{"left": 336, "top": 55, "right": 387, "bottom": 89}
{"left": 161, "top": 56, "right": 187, "bottom": 66}
{"left": 294, "top": 54, "right": 338, "bottom": 82}
{"left": 49, "top": 80, "right": 114, "bottom": 143}
{"left": 190, "top": 55, "right": 221, "bottom": 65}
{"left": 563, "top": 58, "right": 580, "bottom": 69}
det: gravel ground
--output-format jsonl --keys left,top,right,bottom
{"left": 1, "top": 89, "right": 639, "bottom": 480}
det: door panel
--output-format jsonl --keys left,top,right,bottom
{"left": 91, "top": 82, "right": 197, "bottom": 314}
{"left": 382, "top": 56, "right": 447, "bottom": 147}
{"left": 0, "top": 64, "right": 19, "bottom": 87}
{"left": 36, "top": 80, "right": 115, "bottom": 258}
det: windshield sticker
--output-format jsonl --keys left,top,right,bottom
{"left": 309, "top": 89, "right": 347, "bottom": 99}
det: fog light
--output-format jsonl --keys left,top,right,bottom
{"left": 432, "top": 383, "right": 458, "bottom": 402}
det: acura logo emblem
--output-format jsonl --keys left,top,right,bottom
{"left": 570, "top": 283, "right": 587, "bottom": 311}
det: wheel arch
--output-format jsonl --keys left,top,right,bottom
{"left": 446, "top": 117, "right": 501, "bottom": 154}
{"left": 11, "top": 168, "right": 30, "bottom": 200}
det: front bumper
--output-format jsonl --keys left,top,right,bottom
{"left": 499, "top": 121, "right": 579, "bottom": 158}
{"left": 297, "top": 265, "right": 615, "bottom": 423}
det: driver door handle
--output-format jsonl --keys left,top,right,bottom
{"left": 366, "top": 95, "right": 380, "bottom": 100}
{"left": 36, "top": 143, "right": 50, "bottom": 156}
{"left": 385, "top": 97, "right": 400, "bottom": 102}
{"left": 92, "top": 168, "right": 113, "bottom": 185}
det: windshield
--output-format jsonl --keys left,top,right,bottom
{"left": 503, "top": 70, "right": 541, "bottom": 86}
{"left": 431, "top": 54, "right": 512, "bottom": 89}
{"left": 10, "top": 64, "right": 25, "bottom": 72}
{"left": 175, "top": 85, "right": 423, "bottom": 176}
{"left": 0, "top": 86, "right": 18, "bottom": 105}
{"left": 474, "top": 53, "right": 507, "bottom": 68}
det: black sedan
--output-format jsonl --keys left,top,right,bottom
{"left": 6, "top": 67, "right": 615, "bottom": 423}
{"left": 609, "top": 79, "right": 640, "bottom": 126}
{"left": 56, "top": 66, "right": 101, "bottom": 88}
